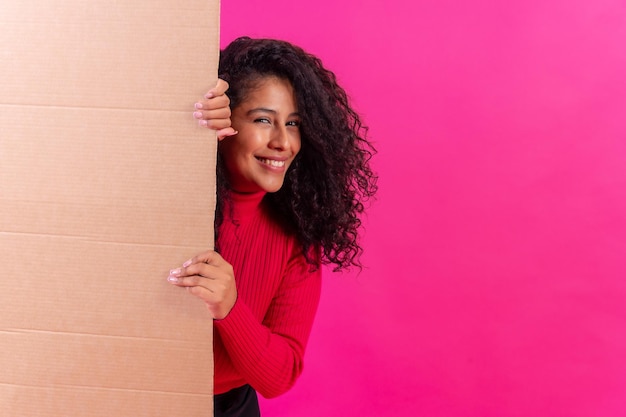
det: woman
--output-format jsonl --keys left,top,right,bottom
{"left": 167, "top": 37, "right": 377, "bottom": 416}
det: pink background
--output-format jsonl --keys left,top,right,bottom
{"left": 221, "top": 1, "right": 626, "bottom": 416}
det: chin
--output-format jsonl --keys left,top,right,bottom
{"left": 263, "top": 185, "right": 284, "bottom": 193}
{"left": 261, "top": 180, "right": 286, "bottom": 193}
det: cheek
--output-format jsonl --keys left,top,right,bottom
{"left": 220, "top": 132, "right": 252, "bottom": 160}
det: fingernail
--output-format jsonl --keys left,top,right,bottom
{"left": 193, "top": 111, "right": 202, "bottom": 119}
{"left": 200, "top": 120, "right": 208, "bottom": 127}
{"left": 204, "top": 92, "right": 214, "bottom": 99}
{"left": 228, "top": 130, "right": 238, "bottom": 137}
{"left": 195, "top": 102, "right": 203, "bottom": 109}
{"left": 182, "top": 259, "right": 192, "bottom": 267}
{"left": 167, "top": 276, "right": 179, "bottom": 283}
{"left": 170, "top": 268, "right": 181, "bottom": 276}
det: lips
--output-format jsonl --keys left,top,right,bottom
{"left": 256, "top": 157, "right": 286, "bottom": 168}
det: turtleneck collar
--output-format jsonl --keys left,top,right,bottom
{"left": 224, "top": 190, "right": 267, "bottom": 223}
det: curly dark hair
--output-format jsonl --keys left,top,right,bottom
{"left": 216, "top": 37, "right": 377, "bottom": 271}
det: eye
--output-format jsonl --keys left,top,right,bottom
{"left": 254, "top": 117, "right": 271, "bottom": 124}
{"left": 286, "top": 120, "right": 301, "bottom": 127}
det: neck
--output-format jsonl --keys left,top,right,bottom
{"left": 224, "top": 189, "right": 266, "bottom": 222}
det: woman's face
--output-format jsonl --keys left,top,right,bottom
{"left": 220, "top": 76, "right": 301, "bottom": 193}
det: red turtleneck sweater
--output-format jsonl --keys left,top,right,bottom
{"left": 213, "top": 191, "right": 322, "bottom": 398}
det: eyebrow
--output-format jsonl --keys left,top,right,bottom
{"left": 246, "top": 108, "right": 300, "bottom": 118}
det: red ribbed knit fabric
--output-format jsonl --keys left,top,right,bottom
{"left": 213, "top": 191, "right": 322, "bottom": 398}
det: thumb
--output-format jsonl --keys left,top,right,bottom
{"left": 184, "top": 249, "right": 225, "bottom": 267}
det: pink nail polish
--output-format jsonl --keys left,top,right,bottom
{"left": 182, "top": 259, "right": 192, "bottom": 267}
{"left": 204, "top": 92, "right": 214, "bottom": 99}
{"left": 193, "top": 111, "right": 202, "bottom": 119}
{"left": 167, "top": 276, "right": 179, "bottom": 283}
{"left": 170, "top": 268, "right": 181, "bottom": 275}
{"left": 195, "top": 102, "right": 203, "bottom": 109}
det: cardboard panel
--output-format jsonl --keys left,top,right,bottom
{"left": 0, "top": 1, "right": 219, "bottom": 415}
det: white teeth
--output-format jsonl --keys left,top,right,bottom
{"left": 259, "top": 158, "right": 285, "bottom": 167}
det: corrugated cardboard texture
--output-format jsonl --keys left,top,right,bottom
{"left": 0, "top": 1, "right": 219, "bottom": 415}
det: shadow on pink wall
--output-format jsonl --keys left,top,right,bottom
{"left": 221, "top": 1, "right": 626, "bottom": 416}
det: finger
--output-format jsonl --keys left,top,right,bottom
{"left": 168, "top": 273, "right": 203, "bottom": 286}
{"left": 169, "top": 263, "right": 223, "bottom": 282}
{"left": 204, "top": 78, "right": 229, "bottom": 98}
{"left": 183, "top": 262, "right": 226, "bottom": 280}
{"left": 217, "top": 127, "right": 238, "bottom": 141}
{"left": 198, "top": 119, "right": 231, "bottom": 132}
{"left": 193, "top": 107, "right": 231, "bottom": 123}
{"left": 195, "top": 94, "right": 230, "bottom": 111}
{"left": 189, "top": 250, "right": 227, "bottom": 267}
{"left": 180, "top": 250, "right": 215, "bottom": 268}
{"left": 167, "top": 272, "right": 218, "bottom": 288}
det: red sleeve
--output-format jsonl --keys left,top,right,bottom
{"left": 214, "top": 251, "right": 322, "bottom": 398}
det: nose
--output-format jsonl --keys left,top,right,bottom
{"left": 269, "top": 125, "right": 291, "bottom": 151}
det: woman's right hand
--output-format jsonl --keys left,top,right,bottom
{"left": 167, "top": 250, "right": 238, "bottom": 320}
{"left": 193, "top": 78, "right": 237, "bottom": 140}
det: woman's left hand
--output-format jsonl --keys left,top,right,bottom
{"left": 167, "top": 250, "right": 237, "bottom": 320}
{"left": 194, "top": 78, "right": 237, "bottom": 140}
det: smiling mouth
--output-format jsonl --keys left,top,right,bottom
{"left": 257, "top": 157, "right": 286, "bottom": 168}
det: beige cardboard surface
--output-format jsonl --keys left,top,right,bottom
{"left": 0, "top": 1, "right": 219, "bottom": 415}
